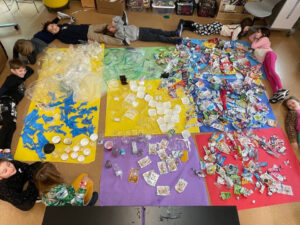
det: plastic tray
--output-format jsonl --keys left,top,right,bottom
{"left": 152, "top": 3, "right": 175, "bottom": 14}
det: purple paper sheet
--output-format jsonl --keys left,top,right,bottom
{"left": 99, "top": 134, "right": 209, "bottom": 206}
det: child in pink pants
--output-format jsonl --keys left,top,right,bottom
{"left": 249, "top": 28, "right": 289, "bottom": 104}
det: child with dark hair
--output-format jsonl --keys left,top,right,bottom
{"left": 106, "top": 14, "right": 182, "bottom": 45}
{"left": 0, "top": 158, "right": 41, "bottom": 211}
{"left": 33, "top": 162, "right": 98, "bottom": 206}
{"left": 179, "top": 17, "right": 253, "bottom": 41}
{"left": 249, "top": 28, "right": 289, "bottom": 103}
{"left": 43, "top": 17, "right": 124, "bottom": 46}
{"left": 12, "top": 12, "right": 71, "bottom": 64}
{"left": 283, "top": 96, "right": 300, "bottom": 150}
{"left": 0, "top": 59, "right": 34, "bottom": 155}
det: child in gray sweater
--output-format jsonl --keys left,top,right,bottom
{"left": 106, "top": 14, "right": 182, "bottom": 45}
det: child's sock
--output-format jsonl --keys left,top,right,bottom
{"left": 176, "top": 23, "right": 183, "bottom": 37}
{"left": 70, "top": 17, "right": 76, "bottom": 24}
{"left": 122, "top": 10, "right": 128, "bottom": 26}
{"left": 57, "top": 11, "right": 71, "bottom": 19}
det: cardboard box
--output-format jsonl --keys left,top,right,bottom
{"left": 96, "top": 0, "right": 125, "bottom": 15}
{"left": 216, "top": 0, "right": 254, "bottom": 21}
{"left": 81, "top": 0, "right": 95, "bottom": 8}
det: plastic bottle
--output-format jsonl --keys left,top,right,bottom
{"left": 113, "top": 163, "right": 123, "bottom": 178}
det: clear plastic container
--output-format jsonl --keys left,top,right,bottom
{"left": 152, "top": 3, "right": 175, "bottom": 14}
{"left": 176, "top": 1, "right": 194, "bottom": 15}
{"left": 153, "top": 0, "right": 174, "bottom": 6}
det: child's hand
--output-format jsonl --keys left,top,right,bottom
{"left": 112, "top": 21, "right": 115, "bottom": 27}
{"left": 81, "top": 176, "right": 90, "bottom": 184}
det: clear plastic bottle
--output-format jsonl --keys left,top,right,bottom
{"left": 113, "top": 163, "right": 123, "bottom": 178}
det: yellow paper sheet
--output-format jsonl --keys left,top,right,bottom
{"left": 105, "top": 79, "right": 199, "bottom": 137}
{"left": 14, "top": 45, "right": 104, "bottom": 163}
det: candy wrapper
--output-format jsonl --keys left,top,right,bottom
{"left": 138, "top": 156, "right": 152, "bottom": 168}
{"left": 166, "top": 158, "right": 178, "bottom": 172}
{"left": 157, "top": 149, "right": 168, "bottom": 161}
{"left": 175, "top": 178, "right": 188, "bottom": 193}
{"left": 128, "top": 168, "right": 140, "bottom": 183}
{"left": 157, "top": 186, "right": 170, "bottom": 196}
{"left": 158, "top": 139, "right": 169, "bottom": 150}
{"left": 149, "top": 143, "right": 157, "bottom": 155}
{"left": 157, "top": 161, "right": 168, "bottom": 174}
{"left": 143, "top": 170, "right": 160, "bottom": 187}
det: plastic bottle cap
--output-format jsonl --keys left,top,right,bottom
{"left": 61, "top": 153, "right": 69, "bottom": 161}
{"left": 71, "top": 152, "right": 78, "bottom": 159}
{"left": 43, "top": 143, "right": 55, "bottom": 154}
{"left": 90, "top": 133, "right": 98, "bottom": 142}
{"left": 73, "top": 145, "right": 80, "bottom": 152}
{"left": 63, "top": 138, "right": 72, "bottom": 145}
{"left": 77, "top": 155, "right": 85, "bottom": 162}
{"left": 52, "top": 136, "right": 61, "bottom": 144}
{"left": 83, "top": 148, "right": 91, "bottom": 156}
{"left": 80, "top": 138, "right": 89, "bottom": 146}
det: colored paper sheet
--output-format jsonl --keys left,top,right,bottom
{"left": 14, "top": 45, "right": 104, "bottom": 163}
{"left": 105, "top": 79, "right": 199, "bottom": 137}
{"left": 190, "top": 39, "right": 266, "bottom": 79}
{"left": 99, "top": 134, "right": 209, "bottom": 206}
{"left": 195, "top": 127, "right": 300, "bottom": 210}
{"left": 103, "top": 47, "right": 174, "bottom": 82}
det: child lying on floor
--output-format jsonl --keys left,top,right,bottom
{"left": 105, "top": 12, "right": 182, "bottom": 45}
{"left": 0, "top": 59, "right": 34, "bottom": 156}
{"left": 283, "top": 96, "right": 300, "bottom": 151}
{"left": 0, "top": 159, "right": 41, "bottom": 210}
{"left": 249, "top": 28, "right": 289, "bottom": 104}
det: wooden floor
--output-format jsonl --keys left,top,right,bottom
{"left": 0, "top": 1, "right": 300, "bottom": 225}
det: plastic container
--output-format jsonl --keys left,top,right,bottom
{"left": 176, "top": 1, "right": 194, "bottom": 15}
{"left": 153, "top": 0, "right": 174, "bottom": 6}
{"left": 127, "top": 0, "right": 150, "bottom": 11}
{"left": 152, "top": 3, "right": 175, "bottom": 14}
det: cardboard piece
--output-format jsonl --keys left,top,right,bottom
{"left": 96, "top": 0, "right": 125, "bottom": 15}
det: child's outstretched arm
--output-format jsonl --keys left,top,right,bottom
{"left": 250, "top": 37, "right": 270, "bottom": 49}
{"left": 24, "top": 66, "right": 34, "bottom": 80}
{"left": 112, "top": 16, "right": 127, "bottom": 41}
{"left": 231, "top": 26, "right": 242, "bottom": 41}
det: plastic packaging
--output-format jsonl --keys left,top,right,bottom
{"left": 113, "top": 163, "right": 123, "bottom": 178}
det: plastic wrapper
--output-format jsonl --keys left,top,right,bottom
{"left": 26, "top": 43, "right": 105, "bottom": 103}
{"left": 128, "top": 168, "right": 140, "bottom": 183}
{"left": 156, "top": 186, "right": 170, "bottom": 196}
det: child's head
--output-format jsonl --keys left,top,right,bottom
{"left": 14, "top": 39, "right": 33, "bottom": 56}
{"left": 241, "top": 18, "right": 253, "bottom": 32}
{"left": 255, "top": 27, "right": 270, "bottom": 39}
{"left": 33, "top": 162, "right": 64, "bottom": 195}
{"left": 43, "top": 21, "right": 60, "bottom": 34}
{"left": 9, "top": 59, "right": 26, "bottom": 78}
{"left": 283, "top": 96, "right": 300, "bottom": 111}
{"left": 0, "top": 159, "right": 16, "bottom": 180}
{"left": 106, "top": 24, "right": 117, "bottom": 35}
